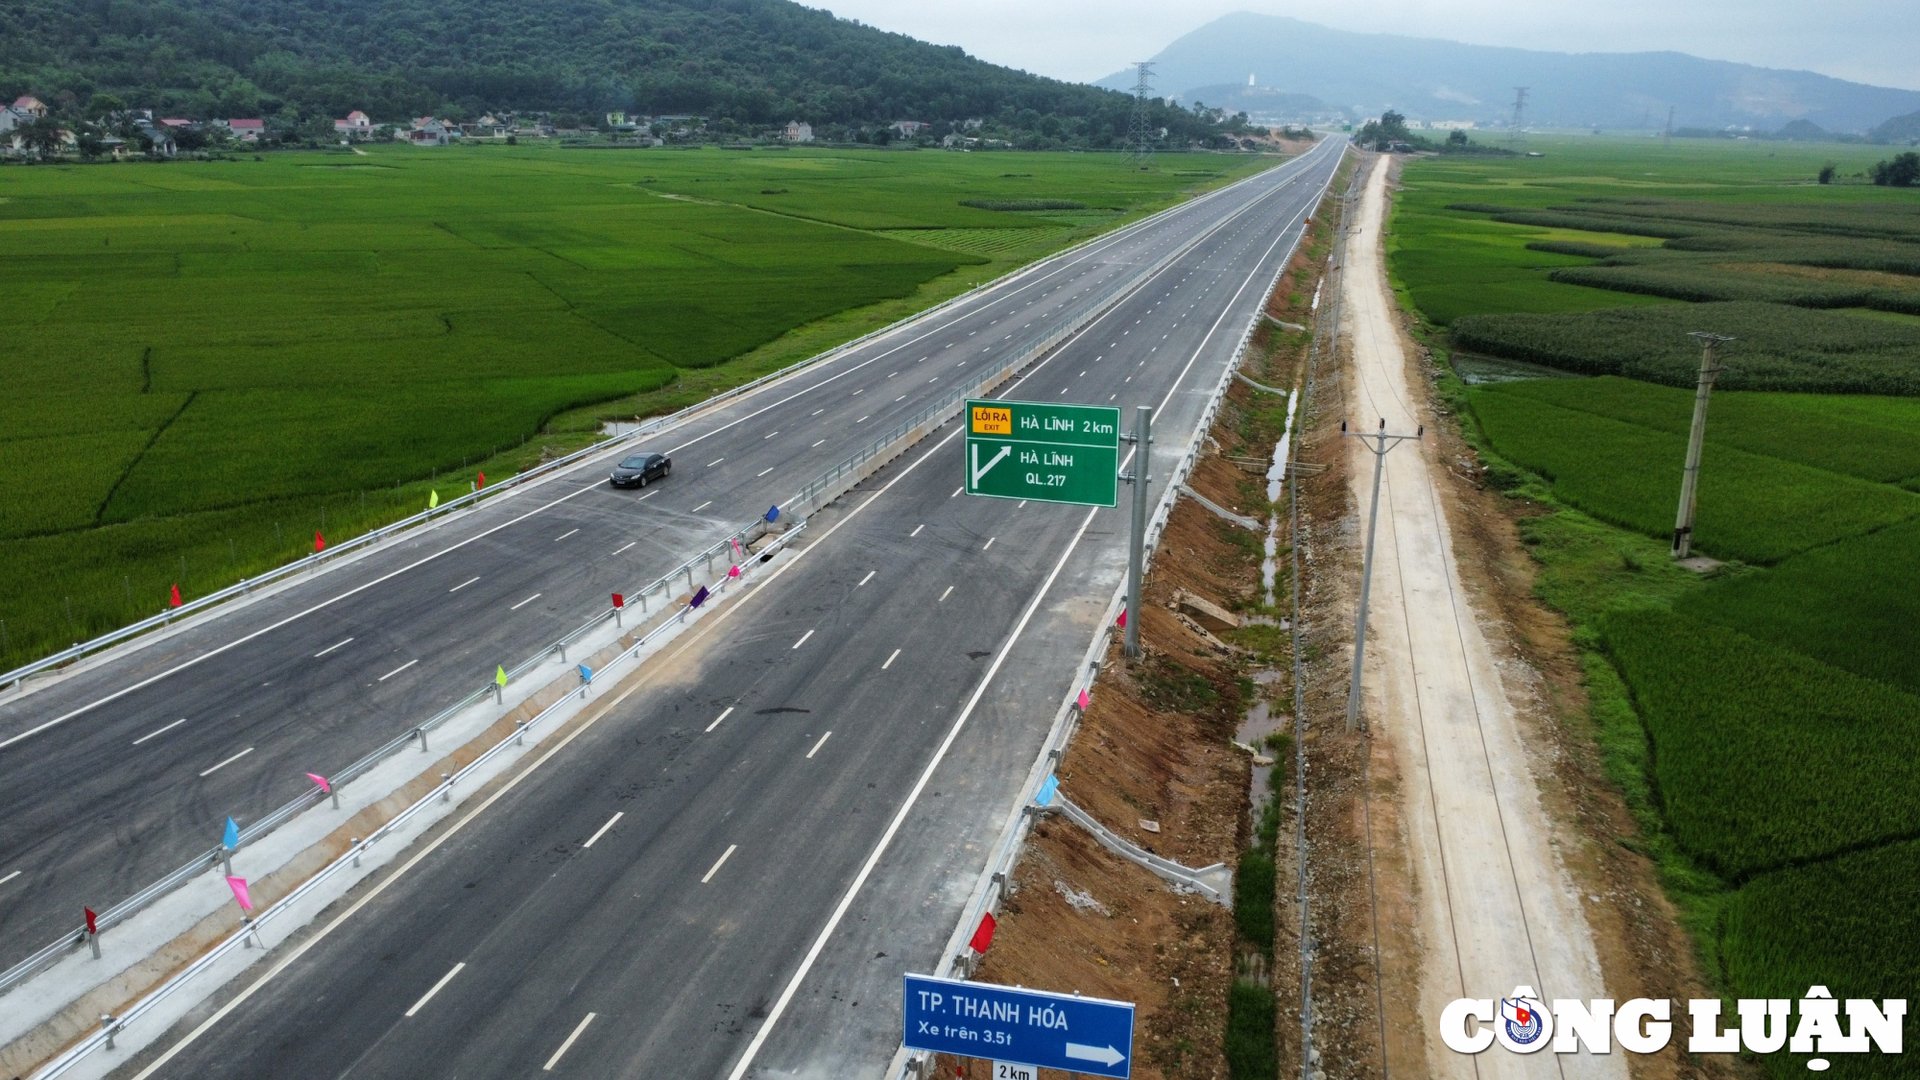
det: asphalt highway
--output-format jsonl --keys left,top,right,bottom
{"left": 112, "top": 140, "right": 1346, "bottom": 1078}
{"left": 0, "top": 141, "right": 1341, "bottom": 969}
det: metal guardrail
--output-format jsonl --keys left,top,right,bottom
{"left": 0, "top": 153, "right": 1286, "bottom": 1008}
{"left": 895, "top": 143, "right": 1345, "bottom": 1079}
{"left": 26, "top": 521, "right": 811, "bottom": 1080}
{"left": 0, "top": 159, "right": 1283, "bottom": 696}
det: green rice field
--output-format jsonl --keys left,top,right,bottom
{"left": 0, "top": 144, "right": 1265, "bottom": 666}
{"left": 1391, "top": 136, "right": 1920, "bottom": 1068}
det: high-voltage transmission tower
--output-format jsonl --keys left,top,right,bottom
{"left": 1508, "top": 86, "right": 1529, "bottom": 145}
{"left": 1127, "top": 61, "right": 1156, "bottom": 168}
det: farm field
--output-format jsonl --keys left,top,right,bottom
{"left": 1391, "top": 136, "right": 1920, "bottom": 1074}
{"left": 0, "top": 143, "right": 1267, "bottom": 668}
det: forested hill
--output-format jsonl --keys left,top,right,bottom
{"left": 0, "top": 0, "right": 1228, "bottom": 143}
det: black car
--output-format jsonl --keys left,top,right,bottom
{"left": 609, "top": 452, "right": 672, "bottom": 488}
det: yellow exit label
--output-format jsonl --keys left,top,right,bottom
{"left": 970, "top": 405, "right": 1012, "bottom": 435}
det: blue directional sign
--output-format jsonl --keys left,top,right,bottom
{"left": 903, "top": 973, "right": 1134, "bottom": 1078}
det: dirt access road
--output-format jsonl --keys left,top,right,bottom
{"left": 1339, "top": 156, "right": 1623, "bottom": 1079}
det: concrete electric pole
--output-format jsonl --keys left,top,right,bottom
{"left": 1122, "top": 405, "right": 1152, "bottom": 658}
{"left": 1672, "top": 332, "right": 1733, "bottom": 560}
{"left": 1343, "top": 418, "right": 1421, "bottom": 732}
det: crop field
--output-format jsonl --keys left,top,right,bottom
{"left": 1465, "top": 386, "right": 1920, "bottom": 563}
{"left": 0, "top": 144, "right": 1264, "bottom": 667}
{"left": 1721, "top": 840, "right": 1920, "bottom": 1079}
{"left": 1394, "top": 136, "right": 1920, "bottom": 1023}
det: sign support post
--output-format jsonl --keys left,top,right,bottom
{"left": 1121, "top": 406, "right": 1151, "bottom": 659}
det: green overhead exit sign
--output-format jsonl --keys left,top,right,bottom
{"left": 963, "top": 398, "right": 1120, "bottom": 507}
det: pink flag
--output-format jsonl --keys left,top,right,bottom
{"left": 730, "top": 537, "right": 744, "bottom": 558}
{"left": 227, "top": 876, "right": 253, "bottom": 912}
{"left": 1076, "top": 689, "right": 1090, "bottom": 710}
{"left": 306, "top": 772, "right": 330, "bottom": 794}
{"left": 728, "top": 564, "right": 741, "bottom": 578}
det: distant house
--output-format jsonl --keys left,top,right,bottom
{"left": 159, "top": 117, "right": 194, "bottom": 129}
{"left": 783, "top": 120, "right": 814, "bottom": 143}
{"left": 960, "top": 117, "right": 984, "bottom": 131}
{"left": 890, "top": 119, "right": 926, "bottom": 138}
{"left": 408, "top": 119, "right": 451, "bottom": 146}
{"left": 133, "top": 121, "right": 177, "bottom": 157}
{"left": 333, "top": 110, "right": 373, "bottom": 137}
{"left": 226, "top": 118, "right": 266, "bottom": 142}
{"left": 11, "top": 95, "right": 47, "bottom": 119}
{"left": 0, "top": 105, "right": 30, "bottom": 138}
{"left": 605, "top": 110, "right": 628, "bottom": 127}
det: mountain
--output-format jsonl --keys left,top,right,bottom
{"left": 1101, "top": 13, "right": 1920, "bottom": 134}
{"left": 1871, "top": 110, "right": 1920, "bottom": 145}
{"left": 0, "top": 0, "right": 1219, "bottom": 144}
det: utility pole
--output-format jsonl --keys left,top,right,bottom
{"left": 1127, "top": 62, "right": 1156, "bottom": 169}
{"left": 1122, "top": 406, "right": 1152, "bottom": 658}
{"left": 1663, "top": 105, "right": 1675, "bottom": 147}
{"left": 1343, "top": 418, "right": 1422, "bottom": 732}
{"left": 1672, "top": 333, "right": 1733, "bottom": 560}
{"left": 1508, "top": 86, "right": 1529, "bottom": 146}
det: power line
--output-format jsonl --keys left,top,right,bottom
{"left": 1127, "top": 61, "right": 1156, "bottom": 168}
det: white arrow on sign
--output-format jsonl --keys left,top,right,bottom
{"left": 1065, "top": 1041, "right": 1126, "bottom": 1067}
{"left": 969, "top": 443, "right": 1012, "bottom": 487}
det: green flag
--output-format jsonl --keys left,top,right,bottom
{"left": 429, "top": 489, "right": 440, "bottom": 509}
{"left": 495, "top": 665, "right": 508, "bottom": 687}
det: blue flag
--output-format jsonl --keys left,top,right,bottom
{"left": 1035, "top": 773, "right": 1059, "bottom": 807}
{"left": 222, "top": 816, "right": 240, "bottom": 851}
{"left": 764, "top": 505, "right": 780, "bottom": 523}
{"left": 578, "top": 663, "right": 593, "bottom": 683}
{"left": 689, "top": 585, "right": 711, "bottom": 608}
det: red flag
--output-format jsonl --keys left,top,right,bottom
{"left": 611, "top": 592, "right": 624, "bottom": 609}
{"left": 169, "top": 583, "right": 182, "bottom": 608}
{"left": 476, "top": 471, "right": 486, "bottom": 489}
{"left": 1115, "top": 607, "right": 1127, "bottom": 629}
{"left": 84, "top": 907, "right": 98, "bottom": 935}
{"left": 314, "top": 530, "right": 326, "bottom": 552}
{"left": 968, "top": 911, "right": 997, "bottom": 954}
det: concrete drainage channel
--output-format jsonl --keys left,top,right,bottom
{"left": 0, "top": 164, "right": 1282, "bottom": 1079}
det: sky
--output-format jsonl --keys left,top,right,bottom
{"left": 805, "top": 1, "right": 1920, "bottom": 92}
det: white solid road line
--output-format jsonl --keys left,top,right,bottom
{"left": 938, "top": 586, "right": 954, "bottom": 602}
{"left": 692, "top": 501, "right": 714, "bottom": 514}
{"left": 313, "top": 637, "right": 354, "bottom": 658}
{"left": 700, "top": 845, "right": 738, "bottom": 884}
{"left": 509, "top": 593, "right": 542, "bottom": 611}
{"left": 724, "top": 147, "right": 1339, "bottom": 1080}
{"left": 857, "top": 570, "right": 877, "bottom": 587}
{"left": 791, "top": 629, "right": 814, "bottom": 650}
{"left": 543, "top": 1013, "right": 597, "bottom": 1072}
{"left": 404, "top": 962, "right": 466, "bottom": 1018}
{"left": 449, "top": 576, "right": 481, "bottom": 593}
{"left": 132, "top": 717, "right": 189, "bottom": 746}
{"left": 612, "top": 542, "right": 636, "bottom": 556}
{"left": 983, "top": 537, "right": 995, "bottom": 551}
{"left": 377, "top": 659, "right": 419, "bottom": 682}
{"left": 554, "top": 529, "right": 578, "bottom": 542}
{"left": 882, "top": 648, "right": 901, "bottom": 670}
{"left": 0, "top": 870, "right": 20, "bottom": 887}
{"left": 582, "top": 811, "right": 623, "bottom": 849}
{"left": 909, "top": 524, "right": 924, "bottom": 538}
{"left": 805, "top": 731, "right": 832, "bottom": 759}
{"left": 198, "top": 747, "right": 254, "bottom": 778}
{"left": 706, "top": 706, "right": 734, "bottom": 733}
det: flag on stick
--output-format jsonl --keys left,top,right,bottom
{"left": 689, "top": 585, "right": 711, "bottom": 608}
{"left": 611, "top": 593, "right": 624, "bottom": 609}
{"left": 222, "top": 816, "right": 240, "bottom": 851}
{"left": 306, "top": 773, "right": 330, "bottom": 794}
{"left": 226, "top": 876, "right": 253, "bottom": 912}
{"left": 428, "top": 489, "right": 440, "bottom": 509}
{"left": 1115, "top": 607, "right": 1128, "bottom": 629}
{"left": 476, "top": 471, "right": 486, "bottom": 489}
{"left": 1076, "top": 689, "right": 1090, "bottom": 711}
{"left": 84, "top": 907, "right": 98, "bottom": 935}
{"left": 169, "top": 583, "right": 182, "bottom": 608}
{"left": 968, "top": 911, "right": 997, "bottom": 954}
{"left": 495, "top": 665, "right": 508, "bottom": 688}
{"left": 313, "top": 531, "right": 326, "bottom": 553}
{"left": 1035, "top": 773, "right": 1059, "bottom": 807}
{"left": 728, "top": 564, "right": 741, "bottom": 579}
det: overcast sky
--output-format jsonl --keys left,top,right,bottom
{"left": 807, "top": 1, "right": 1920, "bottom": 92}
